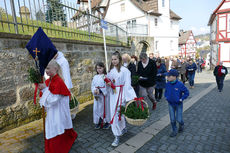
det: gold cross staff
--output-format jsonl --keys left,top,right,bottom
{"left": 33, "top": 48, "right": 40, "bottom": 56}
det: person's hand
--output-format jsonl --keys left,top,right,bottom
{"left": 179, "top": 99, "right": 183, "bottom": 102}
{"left": 157, "top": 74, "right": 162, "bottom": 76}
{"left": 96, "top": 89, "right": 100, "bottom": 95}
{"left": 107, "top": 82, "right": 112, "bottom": 86}
{"left": 94, "top": 89, "right": 99, "bottom": 95}
{"left": 38, "top": 83, "right": 46, "bottom": 90}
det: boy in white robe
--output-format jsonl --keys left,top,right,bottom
{"left": 38, "top": 60, "right": 77, "bottom": 153}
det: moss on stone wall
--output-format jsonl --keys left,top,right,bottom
{"left": 77, "top": 91, "right": 94, "bottom": 104}
{"left": 0, "top": 100, "right": 42, "bottom": 133}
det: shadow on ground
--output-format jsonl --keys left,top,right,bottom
{"left": 19, "top": 78, "right": 219, "bottom": 153}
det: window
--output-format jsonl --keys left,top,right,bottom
{"left": 127, "top": 20, "right": 131, "bottom": 28}
{"left": 132, "top": 19, "right": 136, "bottom": 28}
{"left": 170, "top": 21, "right": 173, "bottom": 28}
{"left": 155, "top": 18, "right": 158, "bottom": 26}
{"left": 162, "top": 0, "right": 165, "bottom": 7}
{"left": 121, "top": 3, "right": 125, "bottom": 12}
{"left": 155, "top": 41, "right": 158, "bottom": 50}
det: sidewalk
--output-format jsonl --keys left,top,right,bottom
{"left": 0, "top": 71, "right": 227, "bottom": 153}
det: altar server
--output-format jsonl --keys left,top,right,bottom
{"left": 91, "top": 62, "right": 111, "bottom": 129}
{"left": 38, "top": 60, "right": 77, "bottom": 153}
{"left": 107, "top": 51, "right": 136, "bottom": 147}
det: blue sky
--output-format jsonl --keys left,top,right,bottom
{"left": 0, "top": 0, "right": 223, "bottom": 36}
{"left": 171, "top": 0, "right": 222, "bottom": 36}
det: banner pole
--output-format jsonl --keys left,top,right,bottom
{"left": 103, "top": 28, "right": 108, "bottom": 72}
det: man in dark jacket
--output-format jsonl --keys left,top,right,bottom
{"left": 213, "top": 61, "right": 228, "bottom": 92}
{"left": 137, "top": 53, "right": 157, "bottom": 110}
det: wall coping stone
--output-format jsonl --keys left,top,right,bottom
{"left": 0, "top": 32, "right": 131, "bottom": 48}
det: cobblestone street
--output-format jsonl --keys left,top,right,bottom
{"left": 0, "top": 71, "right": 229, "bottom": 153}
{"left": 136, "top": 80, "right": 230, "bottom": 153}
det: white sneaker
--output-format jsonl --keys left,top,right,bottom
{"left": 111, "top": 136, "right": 119, "bottom": 147}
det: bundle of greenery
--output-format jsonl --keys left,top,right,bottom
{"left": 131, "top": 75, "right": 139, "bottom": 85}
{"left": 120, "top": 102, "right": 149, "bottom": 119}
{"left": 69, "top": 94, "right": 79, "bottom": 109}
{"left": 27, "top": 67, "right": 42, "bottom": 83}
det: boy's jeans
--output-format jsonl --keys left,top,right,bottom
{"left": 168, "top": 103, "right": 184, "bottom": 132}
{"left": 188, "top": 73, "right": 195, "bottom": 86}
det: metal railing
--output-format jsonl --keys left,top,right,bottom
{"left": 0, "top": 0, "right": 128, "bottom": 46}
{"left": 119, "top": 24, "right": 148, "bottom": 36}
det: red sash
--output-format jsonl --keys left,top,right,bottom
{"left": 110, "top": 85, "right": 124, "bottom": 124}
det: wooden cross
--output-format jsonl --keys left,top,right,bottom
{"left": 33, "top": 48, "right": 40, "bottom": 56}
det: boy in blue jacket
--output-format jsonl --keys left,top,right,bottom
{"left": 165, "top": 69, "right": 189, "bottom": 137}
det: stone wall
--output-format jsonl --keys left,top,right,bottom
{"left": 0, "top": 33, "right": 133, "bottom": 133}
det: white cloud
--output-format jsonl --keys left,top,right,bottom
{"left": 189, "top": 26, "right": 197, "bottom": 31}
{"left": 200, "top": 27, "right": 209, "bottom": 33}
{"left": 186, "top": 26, "right": 210, "bottom": 35}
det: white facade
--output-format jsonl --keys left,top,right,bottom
{"left": 104, "top": 0, "right": 180, "bottom": 57}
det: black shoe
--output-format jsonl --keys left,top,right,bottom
{"left": 95, "top": 124, "right": 100, "bottom": 129}
{"left": 103, "top": 123, "right": 111, "bottom": 129}
{"left": 178, "top": 125, "right": 184, "bottom": 133}
{"left": 169, "top": 131, "right": 177, "bottom": 137}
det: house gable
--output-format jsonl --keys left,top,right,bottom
{"left": 179, "top": 30, "right": 191, "bottom": 45}
{"left": 129, "top": 0, "right": 181, "bottom": 19}
{"left": 208, "top": 0, "right": 230, "bottom": 25}
{"left": 216, "top": 0, "right": 230, "bottom": 13}
{"left": 179, "top": 30, "right": 196, "bottom": 57}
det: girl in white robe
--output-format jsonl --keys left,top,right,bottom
{"left": 91, "top": 62, "right": 110, "bottom": 129}
{"left": 107, "top": 51, "right": 136, "bottom": 147}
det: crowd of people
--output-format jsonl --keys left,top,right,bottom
{"left": 37, "top": 50, "right": 228, "bottom": 152}
{"left": 91, "top": 52, "right": 199, "bottom": 145}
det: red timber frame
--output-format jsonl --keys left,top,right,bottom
{"left": 185, "top": 32, "right": 196, "bottom": 57}
{"left": 216, "top": 12, "right": 230, "bottom": 41}
{"left": 179, "top": 31, "right": 196, "bottom": 58}
{"left": 215, "top": 0, "right": 230, "bottom": 64}
{"left": 218, "top": 42, "right": 230, "bottom": 64}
